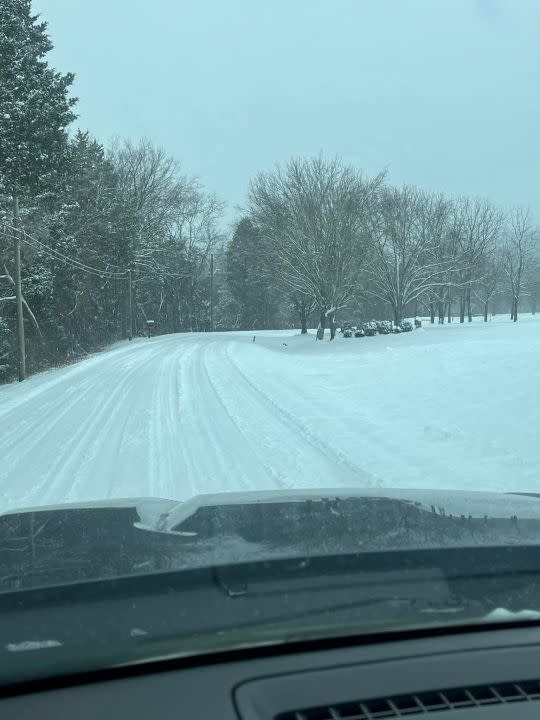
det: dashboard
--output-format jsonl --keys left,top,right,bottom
{"left": 2, "top": 624, "right": 540, "bottom": 719}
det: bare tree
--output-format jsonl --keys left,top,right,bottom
{"left": 422, "top": 196, "right": 458, "bottom": 324}
{"left": 452, "top": 197, "right": 504, "bottom": 323}
{"left": 503, "top": 207, "right": 536, "bottom": 322}
{"left": 525, "top": 260, "right": 540, "bottom": 314}
{"left": 110, "top": 139, "right": 224, "bottom": 333}
{"left": 368, "top": 187, "right": 451, "bottom": 325}
{"left": 473, "top": 251, "right": 504, "bottom": 322}
{"left": 249, "top": 156, "right": 384, "bottom": 339}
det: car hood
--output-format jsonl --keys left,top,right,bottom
{"left": 1, "top": 487, "right": 540, "bottom": 590}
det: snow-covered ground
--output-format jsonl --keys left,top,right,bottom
{"left": 1, "top": 315, "right": 540, "bottom": 513}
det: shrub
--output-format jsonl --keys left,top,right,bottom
{"left": 354, "top": 329, "right": 364, "bottom": 338}
{"left": 376, "top": 320, "right": 393, "bottom": 335}
{"left": 362, "top": 321, "right": 378, "bottom": 337}
{"left": 340, "top": 320, "right": 353, "bottom": 333}
{"left": 400, "top": 320, "right": 413, "bottom": 332}
{"left": 392, "top": 325, "right": 402, "bottom": 334}
{"left": 343, "top": 329, "right": 353, "bottom": 338}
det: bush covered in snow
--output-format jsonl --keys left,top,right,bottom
{"left": 341, "top": 318, "right": 414, "bottom": 339}
{"left": 376, "top": 320, "right": 393, "bottom": 335}
{"left": 362, "top": 321, "right": 378, "bottom": 336}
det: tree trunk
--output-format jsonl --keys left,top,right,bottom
{"left": 329, "top": 311, "right": 336, "bottom": 340}
{"left": 467, "top": 288, "right": 472, "bottom": 322}
{"left": 447, "top": 300, "right": 452, "bottom": 323}
{"left": 298, "top": 297, "right": 308, "bottom": 334}
{"left": 484, "top": 300, "right": 489, "bottom": 322}
{"left": 514, "top": 296, "right": 518, "bottom": 322}
{"left": 127, "top": 270, "right": 133, "bottom": 340}
{"left": 132, "top": 280, "right": 138, "bottom": 336}
{"left": 430, "top": 303, "right": 435, "bottom": 324}
{"left": 437, "top": 302, "right": 444, "bottom": 324}
{"left": 316, "top": 308, "right": 326, "bottom": 340}
{"left": 393, "top": 303, "right": 402, "bottom": 326}
{"left": 459, "top": 294, "right": 465, "bottom": 324}
{"left": 300, "top": 306, "right": 308, "bottom": 334}
{"left": 209, "top": 253, "right": 214, "bottom": 332}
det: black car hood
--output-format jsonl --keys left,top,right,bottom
{"left": 1, "top": 487, "right": 539, "bottom": 591}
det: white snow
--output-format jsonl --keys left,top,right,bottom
{"left": 1, "top": 315, "right": 540, "bottom": 513}
{"left": 484, "top": 608, "right": 540, "bottom": 621}
{"left": 6, "top": 640, "right": 63, "bottom": 652}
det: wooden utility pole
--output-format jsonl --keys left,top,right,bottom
{"left": 13, "top": 195, "right": 26, "bottom": 381}
{"left": 128, "top": 269, "right": 133, "bottom": 340}
{"left": 209, "top": 253, "right": 214, "bottom": 332}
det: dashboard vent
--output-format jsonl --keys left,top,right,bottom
{"left": 276, "top": 680, "right": 540, "bottom": 719}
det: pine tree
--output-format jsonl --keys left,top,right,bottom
{"left": 0, "top": 0, "right": 77, "bottom": 195}
{"left": 26, "top": 132, "right": 125, "bottom": 358}
{"left": 0, "top": 0, "right": 77, "bottom": 379}
{"left": 226, "top": 217, "right": 279, "bottom": 330}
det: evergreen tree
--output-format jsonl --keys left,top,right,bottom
{"left": 0, "top": 0, "right": 77, "bottom": 196}
{"left": 226, "top": 217, "right": 279, "bottom": 329}
{"left": 32, "top": 132, "right": 126, "bottom": 357}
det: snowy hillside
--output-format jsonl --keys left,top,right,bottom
{"left": 1, "top": 316, "right": 540, "bottom": 513}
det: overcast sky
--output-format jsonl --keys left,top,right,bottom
{"left": 35, "top": 0, "right": 539, "bottom": 226}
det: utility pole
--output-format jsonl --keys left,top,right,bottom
{"left": 209, "top": 253, "right": 214, "bottom": 332}
{"left": 13, "top": 195, "right": 25, "bottom": 381}
{"left": 128, "top": 269, "right": 133, "bottom": 341}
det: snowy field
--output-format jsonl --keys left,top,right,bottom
{"left": 1, "top": 315, "right": 540, "bottom": 513}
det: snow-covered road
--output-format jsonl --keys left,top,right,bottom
{"left": 1, "top": 318, "right": 540, "bottom": 512}
{"left": 0, "top": 331, "right": 368, "bottom": 511}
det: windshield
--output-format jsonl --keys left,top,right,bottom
{"left": 1, "top": 0, "right": 540, "bottom": 686}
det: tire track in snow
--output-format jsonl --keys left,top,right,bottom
{"left": 0, "top": 339, "right": 150, "bottom": 420}
{"left": 0, "top": 375, "right": 97, "bottom": 465}
{"left": 196, "top": 343, "right": 284, "bottom": 491}
{"left": 224, "top": 342, "right": 376, "bottom": 484}
{"left": 57, "top": 346, "right": 160, "bottom": 504}
{"left": 147, "top": 340, "right": 201, "bottom": 500}
{"left": 204, "top": 341, "right": 376, "bottom": 488}
{"left": 1, "top": 331, "right": 374, "bottom": 513}
{"left": 174, "top": 341, "right": 276, "bottom": 494}
{"left": 0, "top": 345, "right": 159, "bottom": 508}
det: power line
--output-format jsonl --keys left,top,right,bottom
{"left": 2, "top": 222, "right": 198, "bottom": 282}
{"left": 20, "top": 231, "right": 128, "bottom": 278}
{"left": 2, "top": 222, "right": 127, "bottom": 277}
{"left": 134, "top": 260, "right": 191, "bottom": 280}
{"left": 2, "top": 232, "right": 117, "bottom": 278}
{"left": 21, "top": 235, "right": 128, "bottom": 279}
{"left": 2, "top": 223, "right": 128, "bottom": 279}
